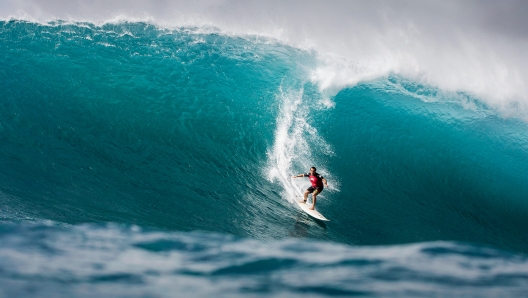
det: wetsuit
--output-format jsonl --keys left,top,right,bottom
{"left": 304, "top": 172, "right": 324, "bottom": 194}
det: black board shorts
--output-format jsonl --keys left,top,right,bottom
{"left": 307, "top": 186, "right": 324, "bottom": 194}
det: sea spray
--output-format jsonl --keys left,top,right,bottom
{"left": 266, "top": 85, "right": 336, "bottom": 203}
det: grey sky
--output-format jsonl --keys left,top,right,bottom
{"left": 1, "top": 0, "right": 527, "bottom": 37}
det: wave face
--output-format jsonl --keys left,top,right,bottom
{"left": 1, "top": 21, "right": 528, "bottom": 295}
{"left": 0, "top": 21, "right": 313, "bottom": 237}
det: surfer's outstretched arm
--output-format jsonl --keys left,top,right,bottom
{"left": 291, "top": 174, "right": 305, "bottom": 178}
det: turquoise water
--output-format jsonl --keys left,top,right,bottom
{"left": 1, "top": 21, "right": 528, "bottom": 296}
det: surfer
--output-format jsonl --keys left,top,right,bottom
{"left": 291, "top": 167, "right": 328, "bottom": 210}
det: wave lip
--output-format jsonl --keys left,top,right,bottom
{"left": 1, "top": 221, "right": 527, "bottom": 297}
{"left": 3, "top": 1, "right": 528, "bottom": 119}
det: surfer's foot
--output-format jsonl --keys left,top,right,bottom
{"left": 299, "top": 200, "right": 307, "bottom": 203}
{"left": 309, "top": 205, "right": 315, "bottom": 210}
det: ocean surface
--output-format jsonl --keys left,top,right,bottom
{"left": 1, "top": 20, "right": 528, "bottom": 297}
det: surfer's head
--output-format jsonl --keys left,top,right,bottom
{"left": 310, "top": 167, "right": 316, "bottom": 173}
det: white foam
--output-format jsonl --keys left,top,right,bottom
{"left": 266, "top": 86, "right": 336, "bottom": 202}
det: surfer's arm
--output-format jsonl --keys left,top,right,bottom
{"left": 291, "top": 174, "right": 306, "bottom": 178}
{"left": 322, "top": 177, "right": 328, "bottom": 187}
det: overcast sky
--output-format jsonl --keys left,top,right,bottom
{"left": 2, "top": 0, "right": 528, "bottom": 115}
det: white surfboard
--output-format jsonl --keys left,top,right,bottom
{"left": 296, "top": 200, "right": 329, "bottom": 221}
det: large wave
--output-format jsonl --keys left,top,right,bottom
{"left": 1, "top": 20, "right": 528, "bottom": 255}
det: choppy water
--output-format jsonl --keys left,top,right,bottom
{"left": 1, "top": 221, "right": 527, "bottom": 297}
{"left": 1, "top": 20, "right": 528, "bottom": 296}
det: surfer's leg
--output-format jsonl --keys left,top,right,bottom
{"left": 300, "top": 191, "right": 307, "bottom": 203}
{"left": 309, "top": 191, "right": 318, "bottom": 210}
{"left": 301, "top": 187, "right": 314, "bottom": 203}
{"left": 309, "top": 187, "right": 323, "bottom": 210}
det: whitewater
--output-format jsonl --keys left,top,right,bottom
{"left": 1, "top": 1, "right": 528, "bottom": 297}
